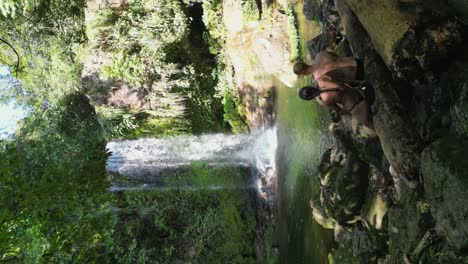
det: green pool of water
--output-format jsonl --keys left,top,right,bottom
{"left": 275, "top": 6, "right": 336, "bottom": 262}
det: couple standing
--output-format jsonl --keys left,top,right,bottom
{"left": 293, "top": 51, "right": 374, "bottom": 130}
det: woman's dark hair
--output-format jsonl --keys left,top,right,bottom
{"left": 293, "top": 62, "right": 309, "bottom": 75}
{"left": 299, "top": 86, "right": 321, "bottom": 100}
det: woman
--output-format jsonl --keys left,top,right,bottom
{"left": 294, "top": 51, "right": 373, "bottom": 129}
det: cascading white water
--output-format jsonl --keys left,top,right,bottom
{"left": 106, "top": 126, "right": 278, "bottom": 190}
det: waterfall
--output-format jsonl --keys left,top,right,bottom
{"left": 106, "top": 126, "right": 277, "bottom": 191}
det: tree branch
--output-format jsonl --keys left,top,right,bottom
{"left": 0, "top": 36, "right": 20, "bottom": 78}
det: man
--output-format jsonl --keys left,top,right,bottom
{"left": 293, "top": 51, "right": 373, "bottom": 129}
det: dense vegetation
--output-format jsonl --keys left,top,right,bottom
{"left": 83, "top": 0, "right": 248, "bottom": 137}
{"left": 0, "top": 0, "right": 254, "bottom": 262}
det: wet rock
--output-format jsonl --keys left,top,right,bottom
{"left": 322, "top": 0, "right": 340, "bottom": 28}
{"left": 422, "top": 136, "right": 468, "bottom": 250}
{"left": 329, "top": 120, "right": 384, "bottom": 172}
{"left": 310, "top": 199, "right": 336, "bottom": 229}
{"left": 366, "top": 54, "right": 424, "bottom": 181}
{"left": 334, "top": 225, "right": 375, "bottom": 262}
{"left": 361, "top": 194, "right": 388, "bottom": 231}
{"left": 314, "top": 146, "right": 369, "bottom": 227}
{"left": 306, "top": 34, "right": 329, "bottom": 59}
{"left": 328, "top": 244, "right": 361, "bottom": 264}
{"left": 333, "top": 39, "right": 353, "bottom": 57}
{"left": 333, "top": 153, "right": 369, "bottom": 224}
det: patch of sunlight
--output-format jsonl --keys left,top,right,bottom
{"left": 0, "top": 65, "right": 25, "bottom": 139}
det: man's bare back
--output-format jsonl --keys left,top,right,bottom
{"left": 293, "top": 51, "right": 373, "bottom": 129}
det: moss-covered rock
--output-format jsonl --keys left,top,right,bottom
{"left": 334, "top": 153, "right": 369, "bottom": 224}
{"left": 314, "top": 146, "right": 369, "bottom": 227}
{"left": 422, "top": 136, "right": 468, "bottom": 250}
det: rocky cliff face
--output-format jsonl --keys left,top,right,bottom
{"left": 222, "top": 0, "right": 320, "bottom": 129}
{"left": 302, "top": 0, "right": 468, "bottom": 262}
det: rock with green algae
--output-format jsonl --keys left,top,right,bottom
{"left": 422, "top": 136, "right": 468, "bottom": 250}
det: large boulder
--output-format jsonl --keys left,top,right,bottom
{"left": 306, "top": 34, "right": 329, "bottom": 59}
{"left": 251, "top": 11, "right": 299, "bottom": 87}
{"left": 329, "top": 119, "right": 384, "bottom": 171}
{"left": 314, "top": 146, "right": 369, "bottom": 227}
{"left": 334, "top": 0, "right": 424, "bottom": 181}
{"left": 422, "top": 136, "right": 468, "bottom": 250}
{"left": 345, "top": 0, "right": 462, "bottom": 80}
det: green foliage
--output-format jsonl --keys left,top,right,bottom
{"left": 84, "top": 0, "right": 234, "bottom": 133}
{"left": 86, "top": 9, "right": 120, "bottom": 47}
{"left": 242, "top": 0, "right": 259, "bottom": 23}
{"left": 202, "top": 0, "right": 226, "bottom": 53}
{"left": 0, "top": 0, "right": 86, "bottom": 109}
{"left": 265, "top": 222, "right": 280, "bottom": 264}
{"left": 223, "top": 91, "right": 248, "bottom": 134}
{"left": 97, "top": 107, "right": 190, "bottom": 140}
{"left": 102, "top": 51, "right": 147, "bottom": 87}
{"left": 287, "top": 8, "right": 301, "bottom": 62}
{"left": 105, "top": 189, "right": 256, "bottom": 263}
{"left": 0, "top": 0, "right": 18, "bottom": 17}
{"left": 0, "top": 93, "right": 112, "bottom": 262}
{"left": 163, "top": 161, "right": 245, "bottom": 187}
